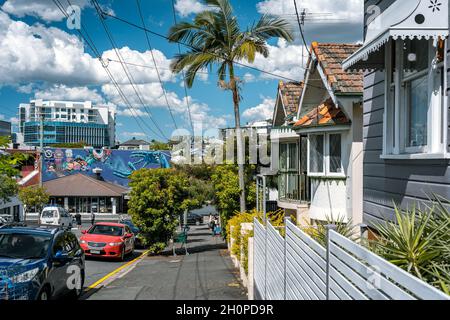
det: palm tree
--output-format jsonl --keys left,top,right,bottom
{"left": 168, "top": 0, "right": 293, "bottom": 213}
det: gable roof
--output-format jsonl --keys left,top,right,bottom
{"left": 293, "top": 98, "right": 351, "bottom": 129}
{"left": 311, "top": 42, "right": 363, "bottom": 94}
{"left": 120, "top": 138, "right": 150, "bottom": 146}
{"left": 279, "top": 81, "right": 304, "bottom": 117}
{"left": 43, "top": 173, "right": 129, "bottom": 197}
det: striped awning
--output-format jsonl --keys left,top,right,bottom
{"left": 343, "top": 0, "right": 449, "bottom": 70}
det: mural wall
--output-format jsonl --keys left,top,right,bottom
{"left": 42, "top": 148, "right": 171, "bottom": 187}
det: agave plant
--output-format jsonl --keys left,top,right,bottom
{"left": 373, "top": 204, "right": 446, "bottom": 280}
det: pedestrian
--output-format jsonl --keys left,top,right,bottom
{"left": 210, "top": 218, "right": 216, "bottom": 236}
{"left": 75, "top": 212, "right": 82, "bottom": 229}
{"left": 90, "top": 212, "right": 96, "bottom": 225}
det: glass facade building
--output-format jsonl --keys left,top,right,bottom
{"left": 18, "top": 100, "right": 116, "bottom": 148}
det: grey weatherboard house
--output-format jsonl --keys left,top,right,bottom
{"left": 343, "top": 0, "right": 450, "bottom": 227}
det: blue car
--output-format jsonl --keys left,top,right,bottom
{"left": 0, "top": 225, "right": 85, "bottom": 300}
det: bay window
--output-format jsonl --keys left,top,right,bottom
{"left": 384, "top": 38, "right": 446, "bottom": 158}
{"left": 308, "top": 133, "right": 344, "bottom": 177}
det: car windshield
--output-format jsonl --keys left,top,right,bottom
{"left": 0, "top": 233, "right": 51, "bottom": 259}
{"left": 88, "top": 225, "right": 124, "bottom": 236}
{"left": 42, "top": 210, "right": 57, "bottom": 218}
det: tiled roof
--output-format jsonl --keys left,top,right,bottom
{"left": 44, "top": 174, "right": 129, "bottom": 197}
{"left": 293, "top": 98, "right": 351, "bottom": 129}
{"left": 311, "top": 42, "right": 363, "bottom": 94}
{"left": 278, "top": 81, "right": 304, "bottom": 117}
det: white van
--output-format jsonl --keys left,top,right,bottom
{"left": 39, "top": 206, "right": 73, "bottom": 227}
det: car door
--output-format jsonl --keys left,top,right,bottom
{"left": 50, "top": 233, "right": 73, "bottom": 297}
{"left": 64, "top": 232, "right": 84, "bottom": 294}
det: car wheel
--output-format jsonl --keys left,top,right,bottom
{"left": 120, "top": 246, "right": 125, "bottom": 261}
{"left": 69, "top": 272, "right": 84, "bottom": 300}
{"left": 38, "top": 287, "right": 51, "bottom": 301}
{"left": 196, "top": 220, "right": 200, "bottom": 226}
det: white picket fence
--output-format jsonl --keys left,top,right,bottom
{"left": 253, "top": 218, "right": 449, "bottom": 300}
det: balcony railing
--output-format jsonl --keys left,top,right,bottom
{"left": 278, "top": 172, "right": 310, "bottom": 203}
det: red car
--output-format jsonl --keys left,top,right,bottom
{"left": 79, "top": 222, "right": 135, "bottom": 261}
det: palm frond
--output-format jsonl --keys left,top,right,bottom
{"left": 251, "top": 15, "right": 294, "bottom": 42}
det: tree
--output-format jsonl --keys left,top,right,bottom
{"left": 0, "top": 136, "right": 28, "bottom": 202}
{"left": 18, "top": 186, "right": 50, "bottom": 215}
{"left": 149, "top": 140, "right": 171, "bottom": 151}
{"left": 168, "top": 0, "right": 293, "bottom": 213}
{"left": 127, "top": 169, "right": 194, "bottom": 253}
{"left": 211, "top": 164, "right": 256, "bottom": 231}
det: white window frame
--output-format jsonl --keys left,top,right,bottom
{"left": 307, "top": 133, "right": 345, "bottom": 178}
{"left": 382, "top": 38, "right": 448, "bottom": 159}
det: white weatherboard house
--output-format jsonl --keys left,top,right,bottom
{"left": 343, "top": 0, "right": 450, "bottom": 227}
{"left": 292, "top": 43, "right": 364, "bottom": 225}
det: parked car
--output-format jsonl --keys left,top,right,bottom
{"left": 79, "top": 223, "right": 134, "bottom": 261}
{"left": 120, "top": 219, "right": 144, "bottom": 248}
{"left": 0, "top": 217, "right": 7, "bottom": 227}
{"left": 187, "top": 213, "right": 203, "bottom": 226}
{"left": 0, "top": 225, "right": 85, "bottom": 300}
{"left": 39, "top": 206, "right": 73, "bottom": 227}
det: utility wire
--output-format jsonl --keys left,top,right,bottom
{"left": 135, "top": 0, "right": 178, "bottom": 130}
{"left": 98, "top": 8, "right": 311, "bottom": 80}
{"left": 91, "top": 0, "right": 168, "bottom": 139}
{"left": 293, "top": 0, "right": 311, "bottom": 57}
{"left": 170, "top": 0, "right": 194, "bottom": 133}
{"left": 53, "top": 0, "right": 165, "bottom": 141}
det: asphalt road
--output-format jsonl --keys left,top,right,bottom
{"left": 70, "top": 224, "right": 145, "bottom": 290}
{"left": 87, "top": 224, "right": 246, "bottom": 300}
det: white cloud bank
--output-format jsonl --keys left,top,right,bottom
{"left": 243, "top": 97, "right": 275, "bottom": 122}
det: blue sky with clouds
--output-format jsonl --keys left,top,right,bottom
{"left": 0, "top": 0, "right": 363, "bottom": 142}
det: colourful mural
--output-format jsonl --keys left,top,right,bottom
{"left": 43, "top": 148, "right": 171, "bottom": 187}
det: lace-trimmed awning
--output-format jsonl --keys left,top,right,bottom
{"left": 343, "top": 0, "right": 449, "bottom": 70}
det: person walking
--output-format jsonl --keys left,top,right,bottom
{"left": 75, "top": 212, "right": 82, "bottom": 229}
{"left": 90, "top": 212, "right": 96, "bottom": 226}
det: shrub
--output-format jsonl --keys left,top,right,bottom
{"left": 372, "top": 199, "right": 450, "bottom": 294}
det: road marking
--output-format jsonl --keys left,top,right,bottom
{"left": 85, "top": 250, "right": 150, "bottom": 291}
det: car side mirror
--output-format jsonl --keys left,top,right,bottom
{"left": 81, "top": 230, "right": 87, "bottom": 234}
{"left": 54, "top": 250, "right": 69, "bottom": 260}
{"left": 125, "top": 233, "right": 133, "bottom": 239}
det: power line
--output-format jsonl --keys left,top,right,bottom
{"left": 98, "top": 8, "right": 310, "bottom": 80}
{"left": 293, "top": 0, "right": 311, "bottom": 58}
{"left": 90, "top": 0, "right": 168, "bottom": 140}
{"left": 136, "top": 0, "right": 178, "bottom": 130}
{"left": 170, "top": 0, "right": 194, "bottom": 133}
{"left": 105, "top": 58, "right": 209, "bottom": 74}
{"left": 53, "top": 0, "right": 166, "bottom": 141}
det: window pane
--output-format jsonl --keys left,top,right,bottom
{"left": 288, "top": 143, "right": 298, "bottom": 170}
{"left": 309, "top": 135, "right": 324, "bottom": 173}
{"left": 279, "top": 144, "right": 287, "bottom": 171}
{"left": 329, "top": 134, "right": 342, "bottom": 173}
{"left": 408, "top": 74, "right": 428, "bottom": 147}
{"left": 403, "top": 39, "right": 429, "bottom": 78}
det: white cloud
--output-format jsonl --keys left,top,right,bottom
{"left": 243, "top": 73, "right": 256, "bottom": 83}
{"left": 120, "top": 131, "right": 147, "bottom": 138}
{"left": 256, "top": 0, "right": 363, "bottom": 23}
{"left": 244, "top": 38, "right": 306, "bottom": 82}
{"left": 116, "top": 108, "right": 149, "bottom": 118}
{"left": 243, "top": 97, "right": 275, "bottom": 122}
{"left": 174, "top": 0, "right": 209, "bottom": 17}
{"left": 35, "top": 85, "right": 104, "bottom": 103}
{"left": 0, "top": 12, "right": 175, "bottom": 87}
{"left": 1, "top": 0, "right": 90, "bottom": 22}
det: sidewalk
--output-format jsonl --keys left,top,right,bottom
{"left": 86, "top": 225, "right": 247, "bottom": 300}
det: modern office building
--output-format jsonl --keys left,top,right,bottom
{"left": 18, "top": 100, "right": 116, "bottom": 147}
{"left": 0, "top": 120, "right": 11, "bottom": 137}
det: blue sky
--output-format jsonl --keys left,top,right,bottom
{"left": 0, "top": 0, "right": 363, "bottom": 142}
